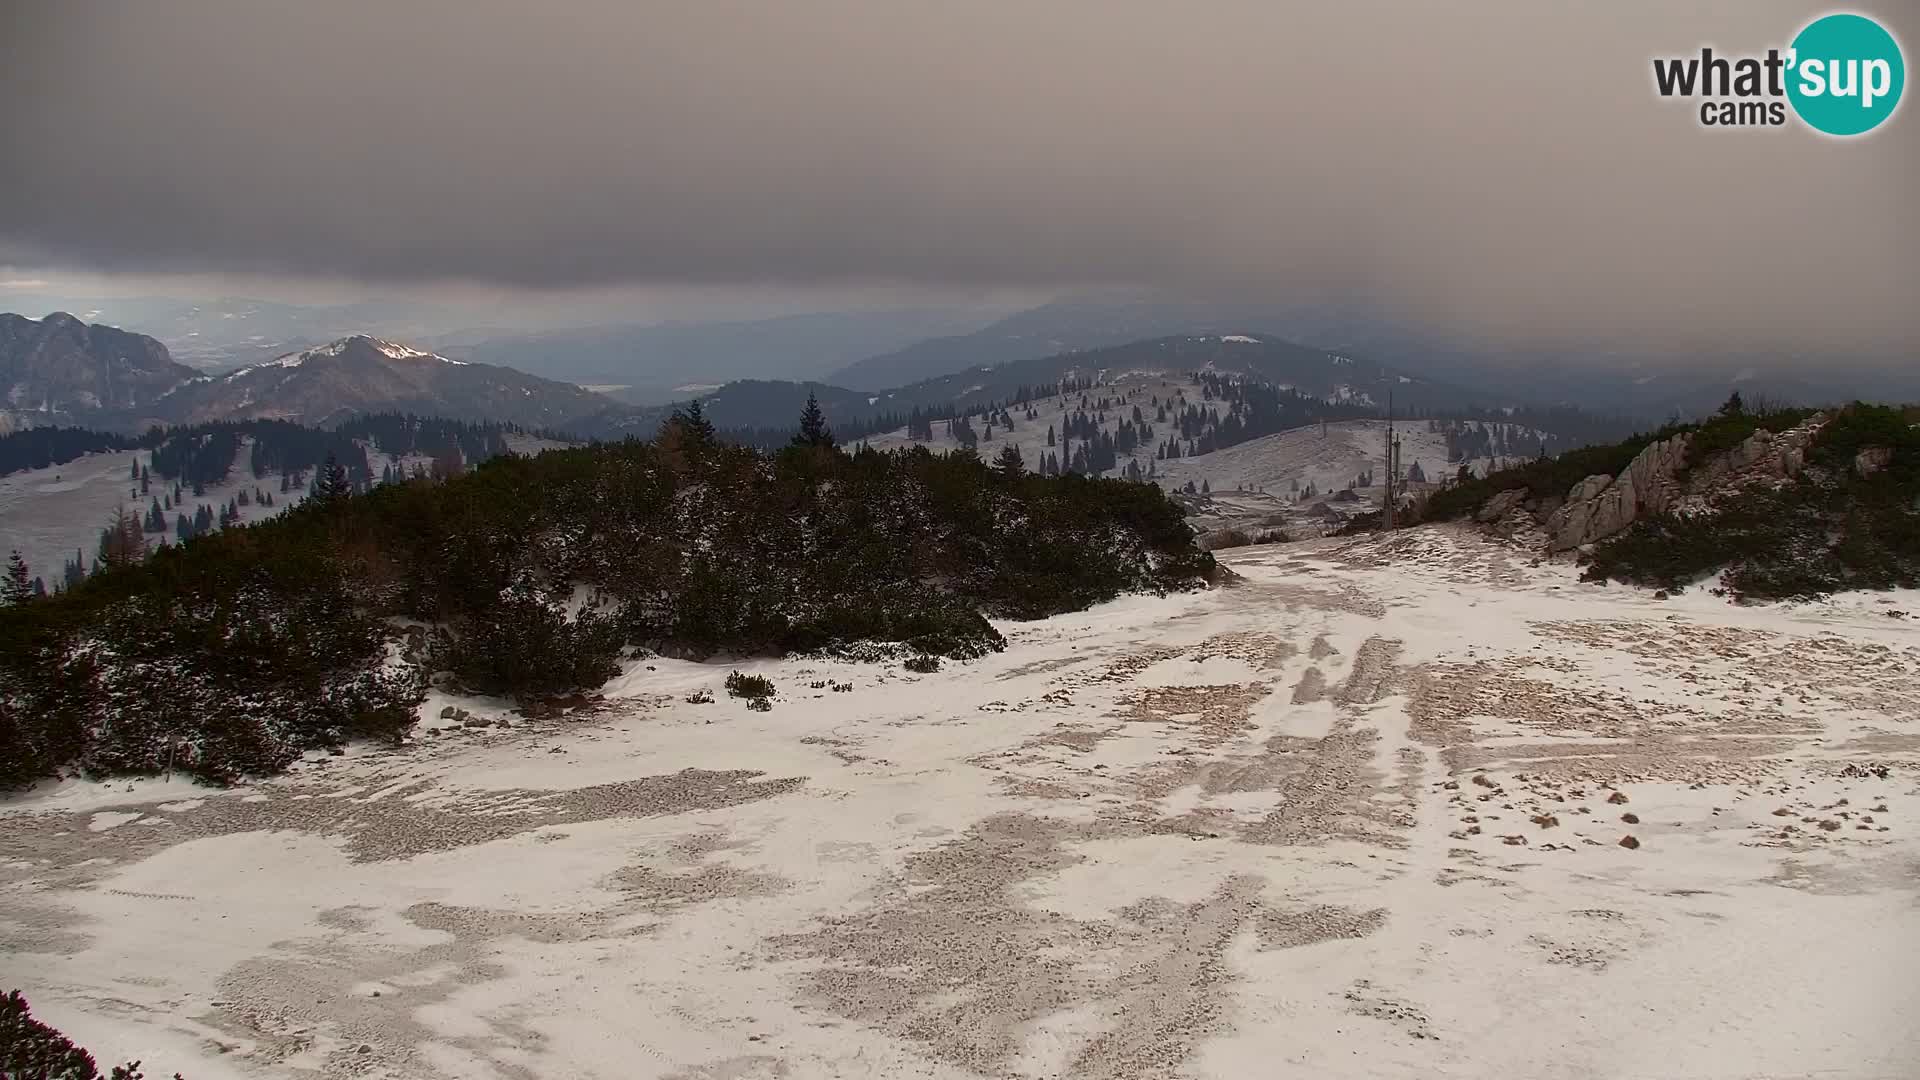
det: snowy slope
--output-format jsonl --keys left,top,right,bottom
{"left": 5, "top": 526, "right": 1917, "bottom": 1079}
{"left": 0, "top": 445, "right": 304, "bottom": 589}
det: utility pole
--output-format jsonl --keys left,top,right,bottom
{"left": 1382, "top": 394, "right": 1397, "bottom": 531}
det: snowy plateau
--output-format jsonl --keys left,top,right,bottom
{"left": 3, "top": 527, "right": 1917, "bottom": 1079}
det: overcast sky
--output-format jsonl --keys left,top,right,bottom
{"left": 2, "top": 1, "right": 1915, "bottom": 354}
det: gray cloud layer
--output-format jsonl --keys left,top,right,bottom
{"left": 2, "top": 1, "right": 1915, "bottom": 352}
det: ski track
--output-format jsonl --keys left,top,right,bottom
{"left": 3, "top": 525, "right": 1918, "bottom": 1079}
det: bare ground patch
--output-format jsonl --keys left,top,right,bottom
{"left": 765, "top": 815, "right": 1383, "bottom": 1080}
{"left": 0, "top": 769, "right": 807, "bottom": 890}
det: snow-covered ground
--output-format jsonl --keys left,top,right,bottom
{"left": 1152, "top": 418, "right": 1458, "bottom": 500}
{"left": 4, "top": 526, "right": 1918, "bottom": 1079}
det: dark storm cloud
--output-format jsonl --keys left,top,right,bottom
{"left": 1, "top": 1, "right": 1915, "bottom": 352}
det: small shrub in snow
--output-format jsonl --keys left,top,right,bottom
{"left": 684, "top": 689, "right": 714, "bottom": 704}
{"left": 902, "top": 655, "right": 941, "bottom": 673}
{"left": 724, "top": 671, "right": 774, "bottom": 701}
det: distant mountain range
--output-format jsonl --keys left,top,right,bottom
{"left": 7, "top": 306, "right": 1904, "bottom": 452}
{"left": 435, "top": 308, "right": 1008, "bottom": 401}
{"left": 881, "top": 332, "right": 1486, "bottom": 413}
{"left": 0, "top": 313, "right": 629, "bottom": 434}
{"left": 7, "top": 289, "right": 1909, "bottom": 419}
{"left": 826, "top": 297, "right": 1294, "bottom": 390}
{"left": 1, "top": 312, "right": 199, "bottom": 429}
{"left": 155, "top": 335, "right": 625, "bottom": 431}
{"left": 611, "top": 332, "right": 1503, "bottom": 444}
{"left": 834, "top": 297, "right": 1920, "bottom": 416}
{"left": 0, "top": 293, "right": 481, "bottom": 371}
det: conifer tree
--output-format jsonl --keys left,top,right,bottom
{"left": 994, "top": 442, "right": 1024, "bottom": 478}
{"left": 314, "top": 454, "right": 351, "bottom": 503}
{"left": 98, "top": 506, "right": 148, "bottom": 570}
{"left": 3, "top": 550, "right": 32, "bottom": 605}
{"left": 679, "top": 397, "right": 718, "bottom": 443}
{"left": 793, "top": 391, "right": 834, "bottom": 449}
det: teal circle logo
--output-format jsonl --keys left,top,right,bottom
{"left": 1786, "top": 13, "right": 1905, "bottom": 136}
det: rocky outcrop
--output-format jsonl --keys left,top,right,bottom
{"left": 1539, "top": 414, "right": 1827, "bottom": 553}
{"left": 1544, "top": 433, "right": 1691, "bottom": 552}
{"left": 1682, "top": 421, "right": 1821, "bottom": 495}
{"left": 1855, "top": 446, "right": 1892, "bottom": 477}
{"left": 1474, "top": 487, "right": 1528, "bottom": 524}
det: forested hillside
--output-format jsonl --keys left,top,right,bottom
{"left": 0, "top": 414, "right": 1213, "bottom": 787}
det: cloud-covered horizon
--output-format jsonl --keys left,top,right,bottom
{"left": 3, "top": 1, "right": 1915, "bottom": 355}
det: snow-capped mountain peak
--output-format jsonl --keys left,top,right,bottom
{"left": 153, "top": 332, "right": 623, "bottom": 429}
{"left": 272, "top": 335, "right": 470, "bottom": 367}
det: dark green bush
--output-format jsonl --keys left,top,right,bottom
{"left": 434, "top": 596, "right": 623, "bottom": 701}
{"left": 724, "top": 671, "right": 775, "bottom": 700}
